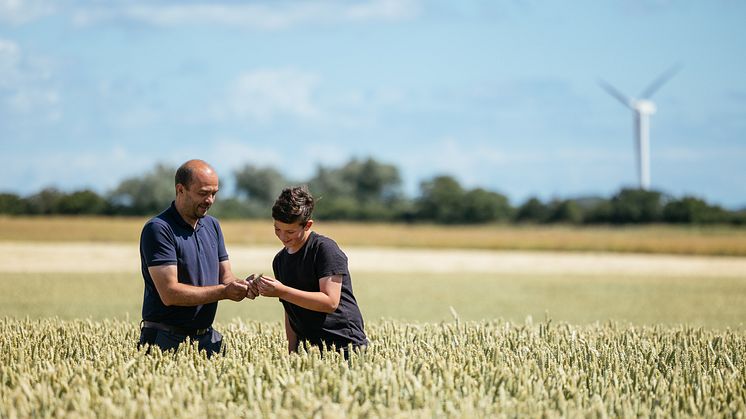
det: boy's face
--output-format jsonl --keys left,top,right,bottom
{"left": 274, "top": 219, "right": 312, "bottom": 252}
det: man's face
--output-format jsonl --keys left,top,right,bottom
{"left": 274, "top": 219, "right": 310, "bottom": 252}
{"left": 177, "top": 170, "right": 219, "bottom": 221}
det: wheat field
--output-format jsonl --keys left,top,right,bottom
{"left": 2, "top": 217, "right": 745, "bottom": 417}
{"left": 1, "top": 317, "right": 744, "bottom": 418}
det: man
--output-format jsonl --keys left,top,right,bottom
{"left": 253, "top": 186, "right": 368, "bottom": 358}
{"left": 138, "top": 159, "right": 254, "bottom": 356}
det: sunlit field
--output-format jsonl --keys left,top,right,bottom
{"left": 2, "top": 216, "right": 746, "bottom": 255}
{"left": 2, "top": 317, "right": 744, "bottom": 417}
{"left": 2, "top": 216, "right": 745, "bottom": 417}
{"left": 0, "top": 272, "right": 743, "bottom": 328}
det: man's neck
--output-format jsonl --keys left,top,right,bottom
{"left": 175, "top": 204, "right": 198, "bottom": 229}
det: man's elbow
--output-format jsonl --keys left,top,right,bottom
{"left": 158, "top": 290, "right": 179, "bottom": 307}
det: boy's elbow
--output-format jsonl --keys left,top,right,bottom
{"left": 325, "top": 300, "right": 339, "bottom": 313}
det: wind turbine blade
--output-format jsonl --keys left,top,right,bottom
{"left": 640, "top": 63, "right": 682, "bottom": 99}
{"left": 598, "top": 80, "right": 632, "bottom": 109}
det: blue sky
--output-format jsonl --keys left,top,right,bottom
{"left": 1, "top": 0, "right": 745, "bottom": 208}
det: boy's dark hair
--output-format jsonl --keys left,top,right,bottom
{"left": 272, "top": 186, "right": 315, "bottom": 225}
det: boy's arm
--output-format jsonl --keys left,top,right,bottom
{"left": 257, "top": 275, "right": 342, "bottom": 314}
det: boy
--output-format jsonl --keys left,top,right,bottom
{"left": 253, "top": 186, "right": 368, "bottom": 357}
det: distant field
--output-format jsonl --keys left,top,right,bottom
{"left": 2, "top": 216, "right": 746, "bottom": 256}
{"left": 1, "top": 271, "right": 744, "bottom": 329}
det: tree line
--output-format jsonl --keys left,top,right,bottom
{"left": 1, "top": 158, "right": 743, "bottom": 225}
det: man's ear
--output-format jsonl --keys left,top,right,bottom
{"left": 176, "top": 183, "right": 184, "bottom": 195}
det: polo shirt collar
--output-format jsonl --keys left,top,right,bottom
{"left": 167, "top": 201, "right": 203, "bottom": 232}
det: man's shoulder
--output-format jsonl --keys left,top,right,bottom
{"left": 141, "top": 207, "right": 178, "bottom": 239}
{"left": 143, "top": 211, "right": 173, "bottom": 231}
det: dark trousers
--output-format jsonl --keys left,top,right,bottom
{"left": 138, "top": 327, "right": 223, "bottom": 357}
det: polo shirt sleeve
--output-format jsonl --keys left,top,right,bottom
{"left": 314, "top": 238, "right": 348, "bottom": 279}
{"left": 213, "top": 219, "right": 229, "bottom": 262}
{"left": 141, "top": 220, "right": 177, "bottom": 267}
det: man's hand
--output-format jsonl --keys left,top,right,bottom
{"left": 245, "top": 274, "right": 260, "bottom": 300}
{"left": 224, "top": 280, "right": 249, "bottom": 302}
{"left": 256, "top": 275, "right": 285, "bottom": 298}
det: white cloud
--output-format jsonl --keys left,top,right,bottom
{"left": 72, "top": 0, "right": 420, "bottom": 29}
{"left": 0, "top": 37, "right": 60, "bottom": 119}
{"left": 217, "top": 68, "right": 322, "bottom": 122}
{"left": 0, "top": 0, "right": 54, "bottom": 25}
{"left": 0, "top": 38, "right": 21, "bottom": 87}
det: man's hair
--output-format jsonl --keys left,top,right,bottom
{"left": 175, "top": 160, "right": 214, "bottom": 189}
{"left": 175, "top": 163, "right": 195, "bottom": 189}
{"left": 272, "top": 186, "right": 315, "bottom": 225}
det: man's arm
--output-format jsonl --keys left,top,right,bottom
{"left": 149, "top": 264, "right": 248, "bottom": 306}
{"left": 256, "top": 275, "right": 342, "bottom": 313}
{"left": 219, "top": 260, "right": 258, "bottom": 300}
{"left": 284, "top": 312, "right": 299, "bottom": 353}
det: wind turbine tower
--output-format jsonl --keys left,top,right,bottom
{"left": 599, "top": 65, "right": 680, "bottom": 190}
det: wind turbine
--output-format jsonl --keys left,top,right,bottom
{"left": 599, "top": 65, "right": 681, "bottom": 190}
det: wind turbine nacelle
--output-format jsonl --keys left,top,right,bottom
{"left": 634, "top": 100, "right": 657, "bottom": 115}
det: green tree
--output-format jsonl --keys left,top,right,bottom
{"left": 25, "top": 188, "right": 64, "bottom": 215}
{"left": 663, "top": 196, "right": 729, "bottom": 224}
{"left": 416, "top": 175, "right": 465, "bottom": 224}
{"left": 609, "top": 188, "right": 665, "bottom": 224}
{"left": 462, "top": 188, "right": 512, "bottom": 223}
{"left": 309, "top": 157, "right": 404, "bottom": 220}
{"left": 108, "top": 164, "right": 175, "bottom": 215}
{"left": 0, "top": 193, "right": 26, "bottom": 215}
{"left": 546, "top": 199, "right": 583, "bottom": 224}
{"left": 234, "top": 164, "right": 288, "bottom": 205}
{"left": 58, "top": 190, "right": 109, "bottom": 215}
{"left": 515, "top": 197, "right": 549, "bottom": 223}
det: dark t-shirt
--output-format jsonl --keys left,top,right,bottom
{"left": 272, "top": 232, "right": 367, "bottom": 349}
{"left": 140, "top": 202, "right": 229, "bottom": 329}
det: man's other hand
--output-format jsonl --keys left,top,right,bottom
{"left": 224, "top": 280, "right": 249, "bottom": 301}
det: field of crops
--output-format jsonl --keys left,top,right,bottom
{"left": 2, "top": 216, "right": 745, "bottom": 416}
{"left": 3, "top": 216, "right": 746, "bottom": 256}
{"left": 2, "top": 317, "right": 744, "bottom": 417}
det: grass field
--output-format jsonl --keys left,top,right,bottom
{"left": 1, "top": 272, "right": 744, "bottom": 329}
{"left": 2, "top": 215, "right": 746, "bottom": 256}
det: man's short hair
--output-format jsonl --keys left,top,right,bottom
{"left": 272, "top": 186, "right": 315, "bottom": 225}
{"left": 175, "top": 163, "right": 195, "bottom": 189}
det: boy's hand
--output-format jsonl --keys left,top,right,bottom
{"left": 257, "top": 275, "right": 284, "bottom": 298}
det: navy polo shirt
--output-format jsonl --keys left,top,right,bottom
{"left": 140, "top": 201, "right": 229, "bottom": 329}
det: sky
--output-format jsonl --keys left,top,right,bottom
{"left": 1, "top": 0, "right": 745, "bottom": 209}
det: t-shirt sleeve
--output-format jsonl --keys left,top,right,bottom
{"left": 140, "top": 221, "right": 177, "bottom": 267}
{"left": 314, "top": 239, "right": 348, "bottom": 279}
{"left": 213, "top": 219, "right": 229, "bottom": 262}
